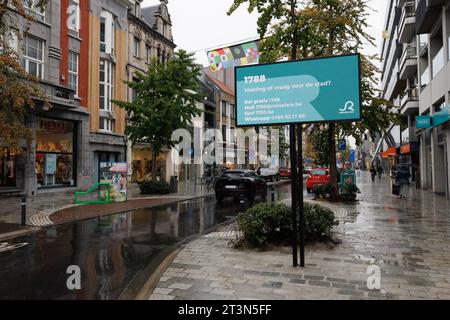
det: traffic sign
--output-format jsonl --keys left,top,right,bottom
{"left": 338, "top": 140, "right": 347, "bottom": 151}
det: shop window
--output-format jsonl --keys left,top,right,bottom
{"left": 0, "top": 149, "right": 17, "bottom": 187}
{"left": 36, "top": 118, "right": 75, "bottom": 188}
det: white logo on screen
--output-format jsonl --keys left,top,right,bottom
{"left": 339, "top": 101, "right": 355, "bottom": 114}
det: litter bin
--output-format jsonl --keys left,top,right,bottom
{"left": 170, "top": 176, "right": 178, "bottom": 193}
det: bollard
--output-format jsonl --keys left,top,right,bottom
{"left": 240, "top": 196, "right": 246, "bottom": 212}
{"left": 21, "top": 194, "right": 27, "bottom": 227}
{"left": 271, "top": 186, "right": 276, "bottom": 203}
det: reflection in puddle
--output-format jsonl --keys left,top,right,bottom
{"left": 0, "top": 185, "right": 291, "bottom": 300}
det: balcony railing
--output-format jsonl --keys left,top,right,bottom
{"left": 400, "top": 87, "right": 419, "bottom": 107}
{"left": 403, "top": 2, "right": 416, "bottom": 18}
{"left": 401, "top": 45, "right": 417, "bottom": 62}
{"left": 400, "top": 45, "right": 417, "bottom": 75}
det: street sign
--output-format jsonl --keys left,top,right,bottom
{"left": 416, "top": 115, "right": 431, "bottom": 129}
{"left": 350, "top": 149, "right": 356, "bottom": 163}
{"left": 235, "top": 54, "right": 362, "bottom": 127}
{"left": 235, "top": 54, "right": 362, "bottom": 269}
{"left": 338, "top": 140, "right": 347, "bottom": 151}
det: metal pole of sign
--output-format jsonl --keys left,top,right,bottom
{"left": 297, "top": 126, "right": 306, "bottom": 267}
{"left": 289, "top": 124, "right": 299, "bottom": 267}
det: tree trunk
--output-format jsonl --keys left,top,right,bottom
{"left": 152, "top": 149, "right": 158, "bottom": 182}
{"left": 328, "top": 123, "right": 339, "bottom": 199}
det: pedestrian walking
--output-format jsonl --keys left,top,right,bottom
{"left": 377, "top": 164, "right": 383, "bottom": 180}
{"left": 395, "top": 165, "right": 411, "bottom": 199}
{"left": 370, "top": 165, "right": 377, "bottom": 182}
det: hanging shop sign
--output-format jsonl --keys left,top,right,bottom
{"left": 432, "top": 105, "right": 450, "bottom": 128}
{"left": 235, "top": 54, "right": 362, "bottom": 127}
{"left": 415, "top": 115, "right": 432, "bottom": 129}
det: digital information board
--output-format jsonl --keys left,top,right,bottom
{"left": 235, "top": 54, "right": 362, "bottom": 127}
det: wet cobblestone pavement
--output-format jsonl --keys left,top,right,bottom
{"left": 150, "top": 172, "right": 450, "bottom": 300}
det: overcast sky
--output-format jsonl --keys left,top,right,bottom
{"left": 142, "top": 0, "right": 389, "bottom": 66}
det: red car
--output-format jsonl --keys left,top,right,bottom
{"left": 278, "top": 167, "right": 291, "bottom": 179}
{"left": 306, "top": 169, "right": 330, "bottom": 193}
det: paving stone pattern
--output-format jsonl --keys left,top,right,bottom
{"left": 150, "top": 172, "right": 450, "bottom": 300}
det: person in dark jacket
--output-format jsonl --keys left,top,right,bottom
{"left": 376, "top": 164, "right": 383, "bottom": 179}
{"left": 396, "top": 165, "right": 411, "bottom": 199}
{"left": 370, "top": 165, "right": 377, "bottom": 182}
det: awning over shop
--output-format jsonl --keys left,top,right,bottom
{"left": 400, "top": 144, "right": 411, "bottom": 155}
{"left": 400, "top": 142, "right": 419, "bottom": 155}
{"left": 381, "top": 147, "right": 397, "bottom": 158}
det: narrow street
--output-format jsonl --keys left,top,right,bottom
{"left": 0, "top": 183, "right": 291, "bottom": 300}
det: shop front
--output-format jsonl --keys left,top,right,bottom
{"left": 399, "top": 142, "right": 420, "bottom": 182}
{"left": 131, "top": 146, "right": 168, "bottom": 183}
{"left": 0, "top": 149, "right": 17, "bottom": 187}
{"left": 381, "top": 147, "right": 398, "bottom": 176}
{"left": 35, "top": 117, "right": 77, "bottom": 188}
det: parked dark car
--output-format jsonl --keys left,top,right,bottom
{"left": 215, "top": 170, "right": 268, "bottom": 202}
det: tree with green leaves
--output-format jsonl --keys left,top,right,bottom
{"left": 113, "top": 50, "right": 204, "bottom": 181}
{"left": 0, "top": 0, "right": 49, "bottom": 154}
{"left": 228, "top": 0, "right": 398, "bottom": 198}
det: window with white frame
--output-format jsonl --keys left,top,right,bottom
{"left": 100, "top": 11, "right": 115, "bottom": 55}
{"left": 68, "top": 0, "right": 80, "bottom": 34}
{"left": 145, "top": 46, "right": 151, "bottom": 63}
{"left": 23, "top": 35, "right": 44, "bottom": 79}
{"left": 133, "top": 37, "right": 141, "bottom": 57}
{"left": 68, "top": 51, "right": 79, "bottom": 95}
{"left": 99, "top": 117, "right": 115, "bottom": 132}
{"left": 23, "top": 0, "right": 46, "bottom": 21}
{"left": 99, "top": 59, "right": 114, "bottom": 112}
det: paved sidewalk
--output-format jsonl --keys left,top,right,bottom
{"left": 149, "top": 172, "right": 450, "bottom": 300}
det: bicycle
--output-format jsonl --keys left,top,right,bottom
{"left": 204, "top": 176, "right": 216, "bottom": 190}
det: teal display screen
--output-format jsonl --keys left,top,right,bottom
{"left": 235, "top": 54, "right": 362, "bottom": 126}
